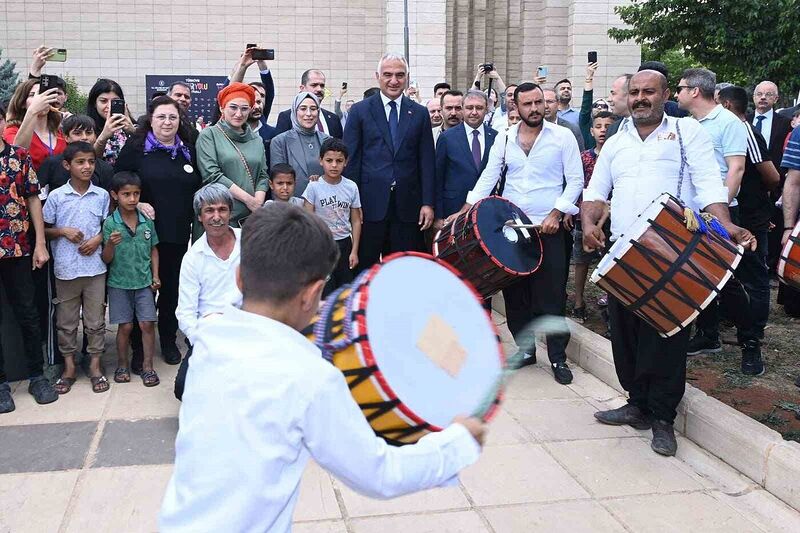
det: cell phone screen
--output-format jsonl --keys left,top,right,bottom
{"left": 588, "top": 51, "right": 598, "bottom": 64}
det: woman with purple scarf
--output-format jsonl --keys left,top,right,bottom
{"left": 115, "top": 95, "right": 201, "bottom": 366}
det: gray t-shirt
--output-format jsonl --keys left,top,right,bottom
{"left": 302, "top": 177, "right": 361, "bottom": 240}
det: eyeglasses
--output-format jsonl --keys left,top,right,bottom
{"left": 153, "top": 114, "right": 179, "bottom": 122}
{"left": 675, "top": 85, "right": 695, "bottom": 93}
{"left": 754, "top": 92, "right": 777, "bottom": 98}
{"left": 226, "top": 104, "right": 251, "bottom": 115}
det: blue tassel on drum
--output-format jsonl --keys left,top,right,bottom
{"left": 707, "top": 217, "right": 730, "bottom": 239}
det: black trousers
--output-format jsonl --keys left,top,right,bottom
{"left": 357, "top": 191, "right": 424, "bottom": 273}
{"left": 324, "top": 237, "right": 354, "bottom": 297}
{"left": 174, "top": 345, "right": 193, "bottom": 401}
{"left": 0, "top": 256, "right": 44, "bottom": 382}
{"left": 502, "top": 230, "right": 570, "bottom": 363}
{"left": 608, "top": 295, "right": 689, "bottom": 423}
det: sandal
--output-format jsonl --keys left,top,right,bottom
{"left": 572, "top": 305, "right": 587, "bottom": 324}
{"left": 141, "top": 370, "right": 160, "bottom": 387}
{"left": 114, "top": 367, "right": 131, "bottom": 383}
{"left": 597, "top": 295, "right": 608, "bottom": 307}
{"left": 54, "top": 377, "right": 76, "bottom": 395}
{"left": 90, "top": 375, "right": 110, "bottom": 393}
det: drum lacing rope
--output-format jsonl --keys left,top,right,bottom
{"left": 675, "top": 119, "right": 731, "bottom": 241}
{"left": 313, "top": 270, "right": 371, "bottom": 362}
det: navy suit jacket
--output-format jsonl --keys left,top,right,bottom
{"left": 275, "top": 107, "right": 343, "bottom": 139}
{"left": 434, "top": 123, "right": 497, "bottom": 218}
{"left": 343, "top": 93, "right": 435, "bottom": 223}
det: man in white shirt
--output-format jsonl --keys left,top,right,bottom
{"left": 160, "top": 203, "right": 485, "bottom": 533}
{"left": 173, "top": 184, "right": 242, "bottom": 400}
{"left": 447, "top": 82, "right": 583, "bottom": 385}
{"left": 581, "top": 70, "right": 755, "bottom": 457}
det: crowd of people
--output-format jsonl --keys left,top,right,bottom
{"left": 2, "top": 44, "right": 800, "bottom": 525}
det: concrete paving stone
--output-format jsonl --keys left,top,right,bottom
{"left": 350, "top": 510, "right": 490, "bottom": 533}
{"left": 62, "top": 465, "right": 173, "bottom": 533}
{"left": 710, "top": 488, "right": 800, "bottom": 533}
{"left": 504, "top": 398, "right": 636, "bottom": 442}
{"left": 482, "top": 500, "right": 626, "bottom": 532}
{"left": 0, "top": 377, "right": 110, "bottom": 427}
{"left": 0, "top": 421, "right": 97, "bottom": 474}
{"left": 673, "top": 435, "right": 756, "bottom": 494}
{"left": 336, "top": 481, "right": 470, "bottom": 518}
{"left": 93, "top": 418, "right": 178, "bottom": 467}
{"left": 293, "top": 461, "right": 341, "bottom": 522}
{"left": 484, "top": 407, "right": 533, "bottom": 446}
{"left": 504, "top": 367, "right": 581, "bottom": 401}
{"left": 292, "top": 520, "right": 348, "bottom": 533}
{"left": 545, "top": 438, "right": 705, "bottom": 498}
{"left": 565, "top": 366, "right": 625, "bottom": 402}
{"left": 0, "top": 470, "right": 79, "bottom": 533}
{"left": 605, "top": 491, "right": 764, "bottom": 532}
{"left": 764, "top": 441, "right": 800, "bottom": 511}
{"left": 104, "top": 367, "right": 181, "bottom": 420}
{"left": 459, "top": 443, "right": 589, "bottom": 506}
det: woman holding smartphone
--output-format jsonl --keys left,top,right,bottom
{"left": 87, "top": 79, "right": 136, "bottom": 166}
{"left": 3, "top": 79, "right": 66, "bottom": 170}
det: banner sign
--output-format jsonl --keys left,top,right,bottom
{"left": 145, "top": 75, "right": 228, "bottom": 121}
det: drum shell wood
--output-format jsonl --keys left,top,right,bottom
{"left": 778, "top": 220, "right": 800, "bottom": 290}
{"left": 592, "top": 195, "right": 743, "bottom": 337}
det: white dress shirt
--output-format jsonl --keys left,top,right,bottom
{"left": 176, "top": 228, "right": 242, "bottom": 345}
{"left": 380, "top": 91, "right": 403, "bottom": 121}
{"left": 752, "top": 108, "right": 774, "bottom": 149}
{"left": 465, "top": 124, "right": 485, "bottom": 158}
{"left": 490, "top": 106, "right": 507, "bottom": 130}
{"left": 583, "top": 115, "right": 728, "bottom": 241}
{"left": 160, "top": 306, "right": 481, "bottom": 533}
{"left": 466, "top": 121, "right": 583, "bottom": 223}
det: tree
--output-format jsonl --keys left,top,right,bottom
{"left": 0, "top": 48, "right": 20, "bottom": 102}
{"left": 609, "top": 0, "right": 800, "bottom": 98}
{"left": 62, "top": 75, "right": 88, "bottom": 116}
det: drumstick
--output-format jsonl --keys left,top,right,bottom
{"left": 504, "top": 222, "right": 542, "bottom": 231}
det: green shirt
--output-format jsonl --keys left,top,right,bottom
{"left": 103, "top": 208, "right": 159, "bottom": 289}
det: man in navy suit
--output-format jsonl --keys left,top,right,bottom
{"left": 343, "top": 54, "right": 436, "bottom": 270}
{"left": 275, "top": 69, "right": 344, "bottom": 138}
{"left": 434, "top": 90, "right": 497, "bottom": 224}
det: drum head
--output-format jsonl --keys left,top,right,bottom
{"left": 360, "top": 254, "right": 503, "bottom": 428}
{"left": 475, "top": 197, "right": 542, "bottom": 274}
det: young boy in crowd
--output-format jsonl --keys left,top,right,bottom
{"left": 43, "top": 141, "right": 111, "bottom": 394}
{"left": 37, "top": 115, "right": 114, "bottom": 196}
{"left": 159, "top": 203, "right": 485, "bottom": 532}
{"left": 266, "top": 163, "right": 304, "bottom": 207}
{"left": 102, "top": 172, "right": 161, "bottom": 387}
{"left": 572, "top": 111, "right": 614, "bottom": 323}
{"left": 302, "top": 138, "right": 362, "bottom": 294}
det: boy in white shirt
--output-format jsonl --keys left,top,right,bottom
{"left": 265, "top": 163, "right": 305, "bottom": 207}
{"left": 160, "top": 203, "right": 486, "bottom": 533}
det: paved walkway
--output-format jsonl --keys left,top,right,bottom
{"left": 2, "top": 314, "right": 800, "bottom": 533}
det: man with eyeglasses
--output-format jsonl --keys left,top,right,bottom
{"left": 543, "top": 88, "right": 585, "bottom": 151}
{"left": 749, "top": 81, "right": 792, "bottom": 173}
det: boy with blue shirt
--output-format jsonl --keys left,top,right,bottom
{"left": 102, "top": 172, "right": 161, "bottom": 387}
{"left": 42, "top": 142, "right": 111, "bottom": 394}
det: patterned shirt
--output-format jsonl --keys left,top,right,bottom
{"left": 42, "top": 181, "right": 109, "bottom": 280}
{"left": 0, "top": 144, "right": 39, "bottom": 259}
{"left": 102, "top": 130, "right": 129, "bottom": 166}
{"left": 103, "top": 208, "right": 159, "bottom": 289}
{"left": 782, "top": 126, "right": 800, "bottom": 170}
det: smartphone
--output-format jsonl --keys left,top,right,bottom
{"left": 110, "top": 98, "right": 126, "bottom": 116}
{"left": 251, "top": 48, "right": 275, "bottom": 60}
{"left": 39, "top": 74, "right": 57, "bottom": 91}
{"left": 537, "top": 65, "right": 548, "bottom": 78}
{"left": 342, "top": 82, "right": 348, "bottom": 90}
{"left": 48, "top": 48, "right": 67, "bottom": 62}
{"left": 588, "top": 50, "right": 598, "bottom": 64}
{"left": 246, "top": 43, "right": 257, "bottom": 49}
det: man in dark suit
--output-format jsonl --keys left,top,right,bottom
{"left": 275, "top": 69, "right": 343, "bottom": 138}
{"left": 343, "top": 54, "right": 435, "bottom": 271}
{"left": 434, "top": 90, "right": 497, "bottom": 223}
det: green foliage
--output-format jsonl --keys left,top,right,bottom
{"left": 0, "top": 48, "right": 20, "bottom": 102}
{"left": 62, "top": 75, "right": 88, "bottom": 116}
{"left": 609, "top": 0, "right": 800, "bottom": 98}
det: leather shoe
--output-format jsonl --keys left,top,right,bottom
{"left": 0, "top": 382, "right": 15, "bottom": 414}
{"left": 161, "top": 343, "right": 182, "bottom": 365}
{"left": 594, "top": 403, "right": 652, "bottom": 430}
{"left": 551, "top": 362, "right": 573, "bottom": 384}
{"left": 651, "top": 419, "right": 678, "bottom": 456}
{"left": 514, "top": 350, "right": 537, "bottom": 369}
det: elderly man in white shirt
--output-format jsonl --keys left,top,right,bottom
{"left": 448, "top": 82, "right": 583, "bottom": 386}
{"left": 581, "top": 70, "right": 755, "bottom": 457}
{"left": 160, "top": 203, "right": 485, "bottom": 533}
{"left": 173, "top": 183, "right": 242, "bottom": 400}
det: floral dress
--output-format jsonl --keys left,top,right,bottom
{"left": 0, "top": 145, "right": 39, "bottom": 258}
{"left": 102, "top": 130, "right": 129, "bottom": 166}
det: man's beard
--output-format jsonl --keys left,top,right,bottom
{"left": 521, "top": 113, "right": 543, "bottom": 128}
{"left": 558, "top": 95, "right": 571, "bottom": 105}
{"left": 631, "top": 101, "right": 664, "bottom": 126}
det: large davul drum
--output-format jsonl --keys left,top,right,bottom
{"left": 307, "top": 252, "right": 505, "bottom": 445}
{"left": 778, "top": 220, "right": 800, "bottom": 290}
{"left": 591, "top": 193, "right": 743, "bottom": 337}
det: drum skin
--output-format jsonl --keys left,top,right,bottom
{"left": 433, "top": 196, "right": 542, "bottom": 298}
{"left": 778, "top": 220, "right": 800, "bottom": 290}
{"left": 592, "top": 194, "right": 743, "bottom": 337}
{"left": 307, "top": 252, "right": 505, "bottom": 446}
